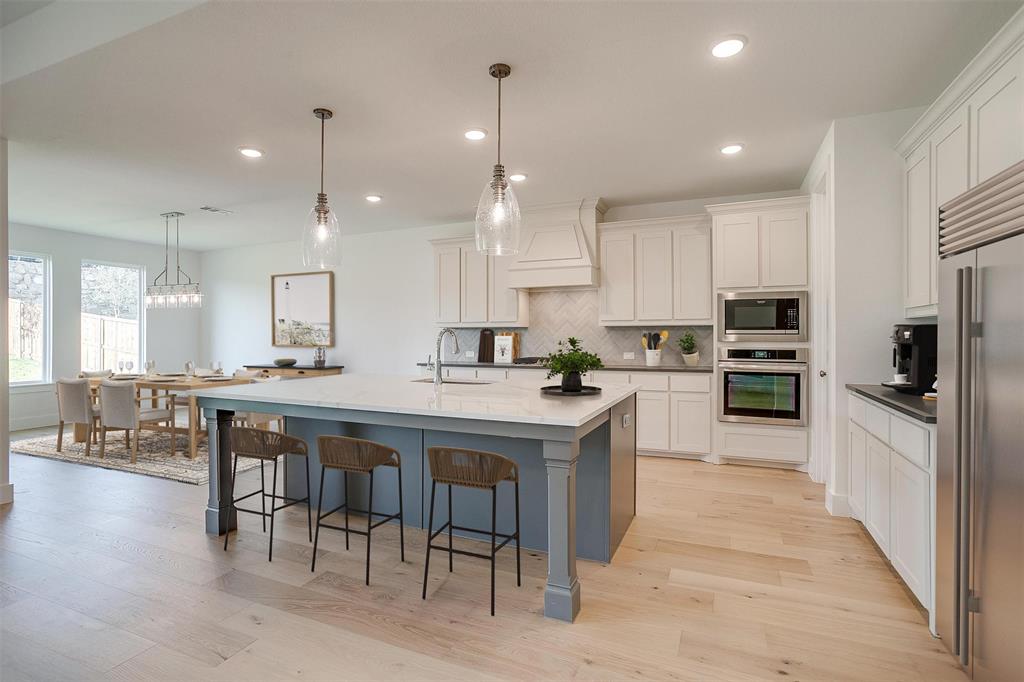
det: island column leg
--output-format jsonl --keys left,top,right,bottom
{"left": 543, "top": 438, "right": 581, "bottom": 622}
{"left": 205, "top": 408, "right": 236, "bottom": 536}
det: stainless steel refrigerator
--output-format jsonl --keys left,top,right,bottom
{"left": 936, "top": 160, "right": 1024, "bottom": 681}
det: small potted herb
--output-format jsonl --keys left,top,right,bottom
{"left": 545, "top": 337, "right": 604, "bottom": 392}
{"left": 677, "top": 329, "right": 700, "bottom": 367}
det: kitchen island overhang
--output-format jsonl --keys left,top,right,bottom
{"left": 193, "top": 374, "right": 638, "bottom": 622}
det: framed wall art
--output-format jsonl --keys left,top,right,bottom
{"left": 271, "top": 271, "right": 334, "bottom": 347}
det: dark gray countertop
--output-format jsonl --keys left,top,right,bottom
{"left": 417, "top": 361, "right": 713, "bottom": 373}
{"left": 846, "top": 384, "right": 937, "bottom": 424}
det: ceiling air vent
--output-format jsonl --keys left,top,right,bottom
{"left": 199, "top": 206, "right": 233, "bottom": 215}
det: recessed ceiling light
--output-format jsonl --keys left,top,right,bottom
{"left": 237, "top": 146, "right": 264, "bottom": 158}
{"left": 365, "top": 194, "right": 382, "bottom": 203}
{"left": 509, "top": 173, "right": 527, "bottom": 182}
{"left": 711, "top": 36, "right": 746, "bottom": 59}
{"left": 464, "top": 128, "right": 488, "bottom": 141}
{"left": 720, "top": 143, "right": 744, "bottom": 155}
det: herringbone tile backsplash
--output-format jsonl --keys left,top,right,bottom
{"left": 453, "top": 290, "right": 712, "bottom": 367}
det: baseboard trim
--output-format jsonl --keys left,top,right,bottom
{"left": 825, "top": 490, "right": 850, "bottom": 517}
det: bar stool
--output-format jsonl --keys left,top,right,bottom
{"left": 223, "top": 427, "right": 312, "bottom": 561}
{"left": 421, "top": 446, "right": 521, "bottom": 616}
{"left": 311, "top": 435, "right": 405, "bottom": 584}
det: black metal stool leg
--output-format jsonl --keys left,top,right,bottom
{"left": 448, "top": 484, "right": 453, "bottom": 573}
{"left": 268, "top": 456, "right": 278, "bottom": 562}
{"left": 224, "top": 454, "right": 238, "bottom": 551}
{"left": 490, "top": 485, "right": 497, "bottom": 617}
{"left": 311, "top": 465, "right": 326, "bottom": 572}
{"left": 304, "top": 455, "right": 312, "bottom": 542}
{"left": 365, "top": 469, "right": 374, "bottom": 586}
{"left": 260, "top": 460, "right": 266, "bottom": 532}
{"left": 514, "top": 479, "right": 521, "bottom": 587}
{"left": 397, "top": 464, "right": 405, "bottom": 562}
{"left": 343, "top": 470, "right": 350, "bottom": 550}
{"left": 422, "top": 480, "right": 436, "bottom": 600}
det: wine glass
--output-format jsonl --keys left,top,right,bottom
{"left": 185, "top": 360, "right": 195, "bottom": 376}
{"left": 146, "top": 360, "right": 156, "bottom": 375}
{"left": 213, "top": 360, "right": 222, "bottom": 374}
{"left": 126, "top": 360, "right": 134, "bottom": 374}
{"left": 118, "top": 360, "right": 125, "bottom": 374}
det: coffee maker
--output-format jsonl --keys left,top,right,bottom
{"left": 882, "top": 324, "right": 937, "bottom": 395}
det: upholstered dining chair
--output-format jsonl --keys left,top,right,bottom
{"left": 98, "top": 380, "right": 176, "bottom": 462}
{"left": 56, "top": 378, "right": 101, "bottom": 455}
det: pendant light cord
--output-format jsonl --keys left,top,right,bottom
{"left": 496, "top": 76, "right": 502, "bottom": 166}
{"left": 320, "top": 116, "right": 325, "bottom": 194}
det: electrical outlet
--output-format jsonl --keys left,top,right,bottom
{"left": 465, "top": 350, "right": 476, "bottom": 359}
{"left": 623, "top": 351, "right": 635, "bottom": 360}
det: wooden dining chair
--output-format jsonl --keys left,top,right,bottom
{"left": 98, "top": 380, "right": 176, "bottom": 462}
{"left": 232, "top": 375, "right": 284, "bottom": 431}
{"left": 55, "top": 378, "right": 101, "bottom": 455}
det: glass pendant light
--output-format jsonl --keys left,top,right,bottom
{"left": 474, "top": 63, "right": 521, "bottom": 256}
{"left": 145, "top": 212, "right": 203, "bottom": 309}
{"left": 302, "top": 108, "right": 340, "bottom": 269}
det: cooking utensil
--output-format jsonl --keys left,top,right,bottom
{"left": 642, "top": 334, "right": 649, "bottom": 350}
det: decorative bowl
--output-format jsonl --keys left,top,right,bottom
{"left": 273, "top": 357, "right": 298, "bottom": 367}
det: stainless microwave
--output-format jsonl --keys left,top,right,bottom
{"left": 718, "top": 291, "right": 807, "bottom": 342}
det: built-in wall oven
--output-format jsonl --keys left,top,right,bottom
{"left": 718, "top": 347, "right": 808, "bottom": 426}
{"left": 718, "top": 291, "right": 807, "bottom": 342}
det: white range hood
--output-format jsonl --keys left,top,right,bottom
{"left": 506, "top": 198, "right": 606, "bottom": 289}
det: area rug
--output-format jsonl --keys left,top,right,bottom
{"left": 10, "top": 431, "right": 261, "bottom": 485}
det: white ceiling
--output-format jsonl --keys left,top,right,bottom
{"left": 2, "top": 1, "right": 1020, "bottom": 251}
{"left": 0, "top": 1, "right": 52, "bottom": 28}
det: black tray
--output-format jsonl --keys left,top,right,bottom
{"left": 540, "top": 385, "right": 602, "bottom": 396}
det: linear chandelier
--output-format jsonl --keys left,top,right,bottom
{"left": 145, "top": 211, "right": 203, "bottom": 309}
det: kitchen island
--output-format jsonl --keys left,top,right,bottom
{"left": 192, "top": 374, "right": 638, "bottom": 622}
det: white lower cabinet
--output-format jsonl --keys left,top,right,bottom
{"left": 848, "top": 422, "right": 867, "bottom": 521}
{"left": 670, "top": 392, "right": 711, "bottom": 454}
{"left": 636, "top": 391, "right": 670, "bottom": 451}
{"left": 865, "top": 433, "right": 891, "bottom": 555}
{"left": 848, "top": 391, "right": 935, "bottom": 613}
{"left": 890, "top": 453, "right": 930, "bottom": 605}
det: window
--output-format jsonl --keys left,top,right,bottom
{"left": 8, "top": 253, "right": 51, "bottom": 384}
{"left": 81, "top": 262, "right": 143, "bottom": 372}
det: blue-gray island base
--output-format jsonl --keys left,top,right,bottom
{"left": 194, "top": 374, "right": 638, "bottom": 622}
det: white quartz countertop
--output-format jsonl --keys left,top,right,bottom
{"left": 191, "top": 373, "right": 638, "bottom": 428}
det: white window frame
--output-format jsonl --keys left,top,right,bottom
{"left": 80, "top": 259, "right": 146, "bottom": 371}
{"left": 8, "top": 251, "right": 53, "bottom": 387}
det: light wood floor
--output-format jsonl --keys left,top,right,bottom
{"left": 0, "top": 451, "right": 963, "bottom": 681}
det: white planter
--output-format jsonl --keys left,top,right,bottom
{"left": 682, "top": 352, "right": 700, "bottom": 367}
{"left": 645, "top": 349, "right": 662, "bottom": 367}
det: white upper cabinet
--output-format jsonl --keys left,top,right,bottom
{"left": 970, "top": 49, "right": 1024, "bottom": 186}
{"left": 898, "top": 30, "right": 1024, "bottom": 317}
{"left": 707, "top": 196, "right": 810, "bottom": 291}
{"left": 599, "top": 231, "right": 635, "bottom": 322}
{"left": 635, "top": 228, "right": 673, "bottom": 320}
{"left": 488, "top": 254, "right": 522, "bottom": 323}
{"left": 430, "top": 238, "right": 528, "bottom": 327}
{"left": 461, "top": 248, "right": 489, "bottom": 323}
{"left": 759, "top": 209, "right": 808, "bottom": 287}
{"left": 597, "top": 215, "right": 713, "bottom": 326}
{"left": 904, "top": 143, "right": 933, "bottom": 312}
{"left": 434, "top": 244, "right": 462, "bottom": 323}
{"left": 673, "top": 225, "right": 712, "bottom": 321}
{"left": 713, "top": 213, "right": 759, "bottom": 288}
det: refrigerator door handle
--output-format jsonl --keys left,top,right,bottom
{"left": 958, "top": 265, "right": 974, "bottom": 667}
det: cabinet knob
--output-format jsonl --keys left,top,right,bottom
{"left": 819, "top": 370, "right": 827, "bottom": 378}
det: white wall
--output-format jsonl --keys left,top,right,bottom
{"left": 802, "top": 107, "right": 924, "bottom": 514}
{"left": 2, "top": 138, "right": 13, "bottom": 503}
{"left": 199, "top": 221, "right": 474, "bottom": 375}
{"left": 8, "top": 223, "right": 202, "bottom": 429}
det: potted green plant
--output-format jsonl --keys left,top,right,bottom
{"left": 677, "top": 329, "right": 700, "bottom": 367}
{"left": 545, "top": 337, "right": 604, "bottom": 392}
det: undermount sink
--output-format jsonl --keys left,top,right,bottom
{"left": 411, "top": 377, "right": 492, "bottom": 385}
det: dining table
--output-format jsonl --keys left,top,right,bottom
{"left": 77, "top": 374, "right": 254, "bottom": 458}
